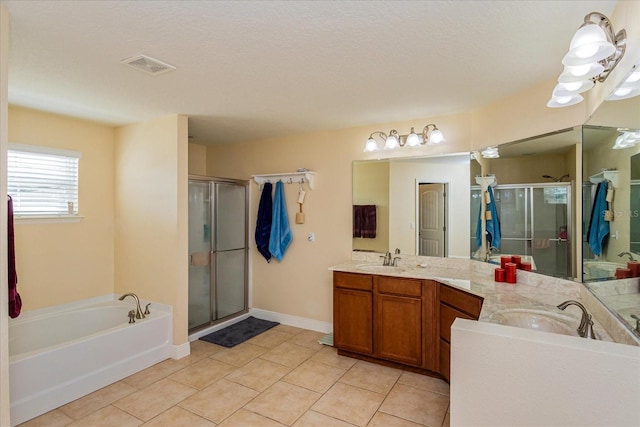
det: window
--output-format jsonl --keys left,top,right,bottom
{"left": 8, "top": 143, "right": 81, "bottom": 217}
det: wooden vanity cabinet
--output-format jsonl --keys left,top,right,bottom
{"left": 438, "top": 284, "right": 483, "bottom": 381}
{"left": 333, "top": 272, "right": 373, "bottom": 355}
{"left": 333, "top": 272, "right": 438, "bottom": 372}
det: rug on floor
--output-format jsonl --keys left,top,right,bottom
{"left": 199, "top": 316, "right": 280, "bottom": 347}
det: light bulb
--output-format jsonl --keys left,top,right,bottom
{"left": 364, "top": 137, "right": 378, "bottom": 152}
{"left": 626, "top": 70, "right": 640, "bottom": 83}
{"left": 563, "top": 23, "right": 615, "bottom": 66}
{"left": 556, "top": 96, "right": 573, "bottom": 105}
{"left": 406, "top": 128, "right": 421, "bottom": 147}
{"left": 614, "top": 87, "right": 633, "bottom": 97}
{"left": 384, "top": 134, "right": 399, "bottom": 150}
{"left": 562, "top": 82, "right": 582, "bottom": 91}
{"left": 428, "top": 129, "right": 445, "bottom": 144}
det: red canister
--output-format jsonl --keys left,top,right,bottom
{"left": 511, "top": 255, "right": 522, "bottom": 269}
{"left": 615, "top": 268, "right": 632, "bottom": 279}
{"left": 627, "top": 261, "right": 640, "bottom": 277}
{"left": 520, "top": 261, "right": 532, "bottom": 272}
{"left": 500, "top": 255, "right": 511, "bottom": 269}
{"left": 494, "top": 268, "right": 506, "bottom": 282}
{"left": 505, "top": 262, "right": 517, "bottom": 284}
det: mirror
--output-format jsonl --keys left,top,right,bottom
{"left": 582, "top": 94, "right": 640, "bottom": 281}
{"left": 352, "top": 154, "right": 470, "bottom": 257}
{"left": 470, "top": 128, "right": 581, "bottom": 280}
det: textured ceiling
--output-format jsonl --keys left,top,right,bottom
{"left": 3, "top": 0, "right": 618, "bottom": 144}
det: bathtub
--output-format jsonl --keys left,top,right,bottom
{"left": 9, "top": 295, "right": 172, "bottom": 426}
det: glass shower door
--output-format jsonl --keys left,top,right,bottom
{"left": 531, "top": 185, "right": 571, "bottom": 278}
{"left": 188, "top": 181, "right": 212, "bottom": 330}
{"left": 213, "top": 183, "right": 247, "bottom": 320}
{"left": 493, "top": 187, "right": 531, "bottom": 256}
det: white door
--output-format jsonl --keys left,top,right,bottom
{"left": 419, "top": 183, "right": 446, "bottom": 256}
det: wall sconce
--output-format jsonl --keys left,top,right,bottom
{"left": 364, "top": 124, "right": 445, "bottom": 152}
{"left": 612, "top": 129, "right": 640, "bottom": 149}
{"left": 481, "top": 146, "right": 500, "bottom": 158}
{"left": 547, "top": 12, "right": 626, "bottom": 108}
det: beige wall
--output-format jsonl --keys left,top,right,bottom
{"left": 8, "top": 106, "right": 115, "bottom": 310}
{"left": 352, "top": 160, "right": 389, "bottom": 253}
{"left": 1, "top": 4, "right": 11, "bottom": 424}
{"left": 114, "top": 114, "right": 189, "bottom": 345}
{"left": 188, "top": 143, "right": 207, "bottom": 176}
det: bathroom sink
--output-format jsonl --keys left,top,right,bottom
{"left": 489, "top": 309, "right": 577, "bottom": 336}
{"left": 583, "top": 261, "right": 625, "bottom": 280}
{"left": 355, "top": 264, "right": 406, "bottom": 274}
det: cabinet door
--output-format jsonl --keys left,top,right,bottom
{"left": 334, "top": 288, "right": 373, "bottom": 355}
{"left": 375, "top": 294, "right": 422, "bottom": 366}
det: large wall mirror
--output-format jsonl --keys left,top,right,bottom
{"left": 470, "top": 129, "right": 581, "bottom": 280}
{"left": 352, "top": 154, "right": 470, "bottom": 258}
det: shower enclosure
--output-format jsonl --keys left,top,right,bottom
{"left": 471, "top": 182, "right": 572, "bottom": 279}
{"left": 188, "top": 176, "right": 248, "bottom": 332}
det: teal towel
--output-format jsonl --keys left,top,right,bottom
{"left": 476, "top": 186, "right": 501, "bottom": 248}
{"left": 587, "top": 181, "right": 609, "bottom": 256}
{"left": 269, "top": 181, "right": 292, "bottom": 261}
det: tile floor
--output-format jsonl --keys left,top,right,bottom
{"left": 19, "top": 325, "right": 451, "bottom": 427}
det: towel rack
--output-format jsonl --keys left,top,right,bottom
{"left": 589, "top": 170, "right": 619, "bottom": 187}
{"left": 252, "top": 171, "right": 316, "bottom": 189}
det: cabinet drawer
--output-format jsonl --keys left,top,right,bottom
{"left": 334, "top": 272, "right": 372, "bottom": 291}
{"left": 439, "top": 304, "right": 473, "bottom": 343}
{"left": 377, "top": 276, "right": 422, "bottom": 297}
{"left": 440, "top": 284, "right": 482, "bottom": 317}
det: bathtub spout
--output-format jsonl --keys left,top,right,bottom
{"left": 119, "top": 293, "right": 145, "bottom": 319}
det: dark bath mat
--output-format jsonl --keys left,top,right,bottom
{"left": 199, "top": 316, "right": 279, "bottom": 348}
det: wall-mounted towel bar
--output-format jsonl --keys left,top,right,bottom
{"left": 589, "top": 170, "right": 619, "bottom": 187}
{"left": 253, "top": 171, "right": 316, "bottom": 189}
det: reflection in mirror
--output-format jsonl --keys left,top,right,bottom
{"left": 352, "top": 155, "right": 470, "bottom": 257}
{"left": 470, "top": 128, "right": 580, "bottom": 281}
{"left": 632, "top": 152, "right": 640, "bottom": 255}
{"left": 582, "top": 94, "right": 640, "bottom": 282}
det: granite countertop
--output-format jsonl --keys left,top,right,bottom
{"left": 331, "top": 253, "right": 616, "bottom": 342}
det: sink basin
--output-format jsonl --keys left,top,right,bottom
{"left": 489, "top": 309, "right": 577, "bottom": 336}
{"left": 583, "top": 261, "right": 625, "bottom": 280}
{"left": 355, "top": 264, "right": 406, "bottom": 273}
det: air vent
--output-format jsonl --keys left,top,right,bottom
{"left": 120, "top": 54, "right": 176, "bottom": 75}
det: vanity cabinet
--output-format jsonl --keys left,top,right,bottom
{"left": 333, "top": 272, "right": 438, "bottom": 371}
{"left": 333, "top": 272, "right": 373, "bottom": 354}
{"left": 333, "top": 271, "right": 483, "bottom": 380}
{"left": 438, "top": 284, "right": 483, "bottom": 381}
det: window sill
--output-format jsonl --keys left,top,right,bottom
{"left": 15, "top": 215, "right": 85, "bottom": 224}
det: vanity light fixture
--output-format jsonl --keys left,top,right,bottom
{"left": 547, "top": 12, "right": 626, "bottom": 108}
{"left": 612, "top": 129, "right": 640, "bottom": 149}
{"left": 364, "top": 124, "right": 445, "bottom": 152}
{"left": 481, "top": 146, "right": 500, "bottom": 159}
{"left": 607, "top": 66, "right": 640, "bottom": 101}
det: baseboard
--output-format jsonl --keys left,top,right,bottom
{"left": 249, "top": 308, "right": 332, "bottom": 333}
{"left": 171, "top": 341, "right": 191, "bottom": 360}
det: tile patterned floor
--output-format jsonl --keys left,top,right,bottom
{"left": 19, "top": 325, "right": 451, "bottom": 427}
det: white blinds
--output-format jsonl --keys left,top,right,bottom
{"left": 8, "top": 143, "right": 81, "bottom": 216}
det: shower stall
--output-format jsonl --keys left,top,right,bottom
{"left": 188, "top": 176, "right": 249, "bottom": 332}
{"left": 471, "top": 182, "right": 572, "bottom": 279}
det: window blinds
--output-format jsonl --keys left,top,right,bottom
{"left": 8, "top": 144, "right": 81, "bottom": 216}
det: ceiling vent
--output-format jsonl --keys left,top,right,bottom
{"left": 120, "top": 54, "right": 176, "bottom": 75}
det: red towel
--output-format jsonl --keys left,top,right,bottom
{"left": 353, "top": 205, "right": 376, "bottom": 239}
{"left": 8, "top": 195, "right": 22, "bottom": 318}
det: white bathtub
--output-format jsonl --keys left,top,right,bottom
{"left": 9, "top": 295, "right": 172, "bottom": 426}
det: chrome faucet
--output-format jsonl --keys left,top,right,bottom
{"left": 631, "top": 314, "right": 640, "bottom": 334}
{"left": 119, "top": 293, "right": 145, "bottom": 319}
{"left": 381, "top": 251, "right": 392, "bottom": 266}
{"left": 618, "top": 251, "right": 635, "bottom": 261}
{"left": 557, "top": 300, "right": 596, "bottom": 339}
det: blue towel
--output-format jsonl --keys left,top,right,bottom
{"left": 269, "top": 181, "right": 292, "bottom": 261}
{"left": 587, "top": 181, "right": 610, "bottom": 256}
{"left": 255, "top": 182, "right": 273, "bottom": 262}
{"left": 476, "top": 186, "right": 501, "bottom": 248}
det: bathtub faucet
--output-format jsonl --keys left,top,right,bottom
{"left": 119, "top": 293, "right": 145, "bottom": 319}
